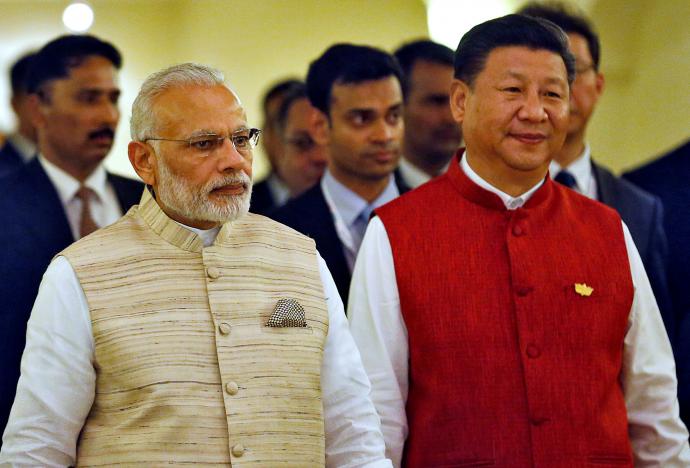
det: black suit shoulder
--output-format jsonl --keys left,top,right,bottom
{"left": 250, "top": 178, "right": 278, "bottom": 216}
{"left": 108, "top": 172, "right": 144, "bottom": 212}
{"left": 0, "top": 141, "right": 25, "bottom": 177}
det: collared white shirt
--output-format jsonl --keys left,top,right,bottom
{"left": 549, "top": 143, "right": 598, "bottom": 199}
{"left": 39, "top": 155, "right": 123, "bottom": 240}
{"left": 347, "top": 154, "right": 690, "bottom": 467}
{"left": 321, "top": 169, "right": 399, "bottom": 272}
{"left": 398, "top": 157, "right": 450, "bottom": 189}
{"left": 0, "top": 223, "right": 391, "bottom": 468}
{"left": 265, "top": 172, "right": 291, "bottom": 208}
{"left": 6, "top": 133, "right": 36, "bottom": 163}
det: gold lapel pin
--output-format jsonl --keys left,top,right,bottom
{"left": 574, "top": 283, "right": 594, "bottom": 297}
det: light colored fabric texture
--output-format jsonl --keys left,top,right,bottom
{"left": 1, "top": 189, "right": 391, "bottom": 468}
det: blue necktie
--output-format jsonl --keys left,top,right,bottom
{"left": 554, "top": 170, "right": 578, "bottom": 190}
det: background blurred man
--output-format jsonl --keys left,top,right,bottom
{"left": 273, "top": 43, "right": 408, "bottom": 308}
{"left": 0, "top": 52, "right": 37, "bottom": 176}
{"left": 394, "top": 39, "right": 461, "bottom": 188}
{"left": 272, "top": 82, "right": 328, "bottom": 200}
{"left": 0, "top": 34, "right": 142, "bottom": 440}
{"left": 250, "top": 78, "right": 303, "bottom": 214}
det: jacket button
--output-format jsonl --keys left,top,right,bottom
{"left": 513, "top": 225, "right": 524, "bottom": 236}
{"left": 526, "top": 344, "right": 541, "bottom": 358}
{"left": 225, "top": 381, "right": 239, "bottom": 395}
{"left": 218, "top": 322, "right": 231, "bottom": 335}
{"left": 207, "top": 267, "right": 220, "bottom": 279}
{"left": 516, "top": 286, "right": 532, "bottom": 297}
{"left": 232, "top": 443, "right": 245, "bottom": 457}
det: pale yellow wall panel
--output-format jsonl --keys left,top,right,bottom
{"left": 0, "top": 0, "right": 428, "bottom": 179}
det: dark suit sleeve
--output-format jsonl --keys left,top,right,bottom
{"left": 642, "top": 197, "right": 676, "bottom": 347}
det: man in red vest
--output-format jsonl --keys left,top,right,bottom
{"left": 348, "top": 14, "right": 689, "bottom": 467}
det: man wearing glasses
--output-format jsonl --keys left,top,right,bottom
{"left": 1, "top": 63, "right": 390, "bottom": 467}
{"left": 518, "top": 3, "right": 674, "bottom": 341}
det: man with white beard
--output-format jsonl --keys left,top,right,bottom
{"left": 0, "top": 63, "right": 391, "bottom": 467}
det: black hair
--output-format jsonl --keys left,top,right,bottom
{"left": 261, "top": 78, "right": 303, "bottom": 117}
{"left": 394, "top": 39, "right": 454, "bottom": 98}
{"left": 26, "top": 34, "right": 121, "bottom": 97}
{"left": 275, "top": 82, "right": 308, "bottom": 134}
{"left": 9, "top": 51, "right": 36, "bottom": 95}
{"left": 454, "top": 14, "right": 576, "bottom": 88}
{"left": 518, "top": 1, "right": 601, "bottom": 70}
{"left": 306, "top": 43, "right": 403, "bottom": 116}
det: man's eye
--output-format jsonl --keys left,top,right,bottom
{"left": 503, "top": 87, "right": 521, "bottom": 93}
{"left": 545, "top": 91, "right": 562, "bottom": 99}
{"left": 386, "top": 110, "right": 402, "bottom": 125}
{"left": 191, "top": 138, "right": 221, "bottom": 150}
{"left": 232, "top": 135, "right": 250, "bottom": 148}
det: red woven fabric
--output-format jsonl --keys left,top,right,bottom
{"left": 377, "top": 152, "right": 634, "bottom": 467}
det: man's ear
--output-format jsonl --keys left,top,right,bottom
{"left": 450, "top": 79, "right": 470, "bottom": 124}
{"left": 27, "top": 94, "right": 46, "bottom": 131}
{"left": 310, "top": 109, "right": 330, "bottom": 146}
{"left": 128, "top": 141, "right": 157, "bottom": 186}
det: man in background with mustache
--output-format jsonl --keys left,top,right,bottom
{"left": 0, "top": 34, "right": 142, "bottom": 442}
{"left": 273, "top": 44, "right": 409, "bottom": 309}
{"left": 0, "top": 62, "right": 390, "bottom": 466}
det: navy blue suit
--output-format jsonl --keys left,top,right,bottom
{"left": 0, "top": 141, "right": 26, "bottom": 177}
{"left": 591, "top": 162, "right": 673, "bottom": 336}
{"left": 249, "top": 177, "right": 279, "bottom": 216}
{"left": 623, "top": 139, "right": 690, "bottom": 426}
{"left": 272, "top": 171, "right": 409, "bottom": 310}
{"left": 0, "top": 158, "right": 143, "bottom": 437}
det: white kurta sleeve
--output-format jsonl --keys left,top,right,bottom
{"left": 0, "top": 256, "right": 95, "bottom": 467}
{"left": 620, "top": 222, "right": 690, "bottom": 465}
{"left": 318, "top": 253, "right": 392, "bottom": 468}
{"left": 347, "top": 217, "right": 409, "bottom": 468}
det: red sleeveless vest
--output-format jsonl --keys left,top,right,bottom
{"left": 377, "top": 154, "right": 634, "bottom": 467}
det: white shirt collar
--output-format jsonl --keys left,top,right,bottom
{"left": 549, "top": 143, "right": 594, "bottom": 196}
{"left": 175, "top": 222, "right": 221, "bottom": 247}
{"left": 461, "top": 152, "right": 544, "bottom": 210}
{"left": 39, "top": 154, "right": 109, "bottom": 205}
{"left": 398, "top": 157, "right": 449, "bottom": 189}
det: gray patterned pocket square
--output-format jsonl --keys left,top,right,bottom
{"left": 266, "top": 298, "right": 307, "bottom": 327}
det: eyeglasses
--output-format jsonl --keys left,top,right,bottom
{"left": 144, "top": 128, "right": 261, "bottom": 154}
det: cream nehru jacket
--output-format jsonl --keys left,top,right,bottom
{"left": 60, "top": 188, "right": 329, "bottom": 466}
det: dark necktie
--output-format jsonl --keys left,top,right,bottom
{"left": 76, "top": 185, "right": 99, "bottom": 238}
{"left": 554, "top": 170, "right": 578, "bottom": 190}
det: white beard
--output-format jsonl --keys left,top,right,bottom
{"left": 156, "top": 157, "right": 252, "bottom": 225}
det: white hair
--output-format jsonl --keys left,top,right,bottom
{"left": 130, "top": 62, "right": 226, "bottom": 141}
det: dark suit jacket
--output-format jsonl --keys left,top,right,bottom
{"left": 623, "top": 140, "right": 690, "bottom": 425}
{"left": 0, "top": 141, "right": 26, "bottom": 177}
{"left": 272, "top": 171, "right": 409, "bottom": 310}
{"left": 250, "top": 177, "right": 278, "bottom": 216}
{"left": 592, "top": 162, "right": 673, "bottom": 337}
{"left": 0, "top": 158, "right": 143, "bottom": 437}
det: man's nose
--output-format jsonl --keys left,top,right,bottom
{"left": 218, "top": 138, "right": 249, "bottom": 172}
{"left": 518, "top": 91, "right": 547, "bottom": 122}
{"left": 99, "top": 101, "right": 119, "bottom": 126}
{"left": 370, "top": 118, "right": 395, "bottom": 143}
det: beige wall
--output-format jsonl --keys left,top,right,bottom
{"left": 587, "top": 0, "right": 690, "bottom": 171}
{"left": 1, "top": 0, "right": 687, "bottom": 177}
{"left": 0, "top": 0, "right": 428, "bottom": 179}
